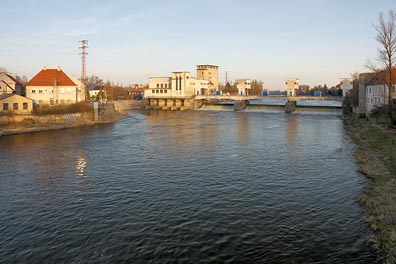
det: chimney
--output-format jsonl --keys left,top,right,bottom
{"left": 43, "top": 66, "right": 47, "bottom": 70}
{"left": 57, "top": 66, "right": 61, "bottom": 71}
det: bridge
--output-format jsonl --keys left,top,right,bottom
{"left": 194, "top": 95, "right": 343, "bottom": 102}
{"left": 142, "top": 95, "right": 343, "bottom": 112}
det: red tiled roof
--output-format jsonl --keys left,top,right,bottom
{"left": 26, "top": 69, "right": 77, "bottom": 86}
{"left": 367, "top": 68, "right": 396, "bottom": 86}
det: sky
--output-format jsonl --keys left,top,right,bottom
{"left": 1, "top": 0, "right": 396, "bottom": 89}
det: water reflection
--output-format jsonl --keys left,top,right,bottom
{"left": 75, "top": 155, "right": 87, "bottom": 178}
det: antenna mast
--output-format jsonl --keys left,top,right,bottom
{"left": 79, "top": 40, "right": 88, "bottom": 82}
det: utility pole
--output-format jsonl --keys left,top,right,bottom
{"left": 225, "top": 71, "right": 228, "bottom": 85}
{"left": 79, "top": 40, "right": 88, "bottom": 83}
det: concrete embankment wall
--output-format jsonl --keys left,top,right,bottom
{"left": 0, "top": 112, "right": 95, "bottom": 136}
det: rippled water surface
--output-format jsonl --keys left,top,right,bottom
{"left": 0, "top": 110, "right": 377, "bottom": 263}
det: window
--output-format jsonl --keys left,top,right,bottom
{"left": 187, "top": 76, "right": 189, "bottom": 79}
{"left": 160, "top": 90, "right": 163, "bottom": 93}
{"left": 156, "top": 90, "right": 159, "bottom": 93}
{"left": 67, "top": 88, "right": 71, "bottom": 93}
{"left": 160, "top": 84, "right": 163, "bottom": 88}
{"left": 23, "top": 102, "right": 28, "bottom": 110}
{"left": 165, "top": 84, "right": 167, "bottom": 88}
{"left": 32, "top": 89, "right": 36, "bottom": 93}
{"left": 39, "top": 90, "right": 43, "bottom": 93}
{"left": 164, "top": 90, "right": 167, "bottom": 93}
{"left": 13, "top": 103, "right": 18, "bottom": 110}
{"left": 60, "top": 88, "right": 65, "bottom": 94}
{"left": 157, "top": 84, "right": 160, "bottom": 88}
{"left": 3, "top": 103, "right": 8, "bottom": 111}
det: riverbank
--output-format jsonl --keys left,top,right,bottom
{"left": 344, "top": 116, "right": 396, "bottom": 263}
{"left": 0, "top": 110, "right": 129, "bottom": 137}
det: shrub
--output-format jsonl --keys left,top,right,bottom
{"left": 33, "top": 102, "right": 93, "bottom": 116}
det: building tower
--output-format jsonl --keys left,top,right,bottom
{"left": 285, "top": 78, "right": 299, "bottom": 97}
{"left": 196, "top": 65, "right": 219, "bottom": 94}
{"left": 79, "top": 40, "right": 88, "bottom": 82}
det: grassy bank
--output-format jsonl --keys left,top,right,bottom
{"left": 344, "top": 116, "right": 396, "bottom": 263}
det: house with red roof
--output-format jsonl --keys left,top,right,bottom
{"left": 26, "top": 66, "right": 85, "bottom": 105}
{"left": 0, "top": 72, "right": 23, "bottom": 95}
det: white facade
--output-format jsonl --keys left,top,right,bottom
{"left": 365, "top": 84, "right": 389, "bottom": 114}
{"left": 146, "top": 77, "right": 172, "bottom": 98}
{"left": 285, "top": 78, "right": 299, "bottom": 96}
{"left": 340, "top": 78, "right": 353, "bottom": 97}
{"left": 236, "top": 79, "right": 251, "bottom": 96}
{"left": 26, "top": 85, "right": 80, "bottom": 105}
{"left": 70, "top": 76, "right": 86, "bottom": 102}
{"left": 145, "top": 72, "right": 210, "bottom": 98}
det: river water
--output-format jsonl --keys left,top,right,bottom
{"left": 0, "top": 110, "right": 377, "bottom": 263}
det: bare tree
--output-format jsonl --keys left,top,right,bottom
{"left": 374, "top": 10, "right": 396, "bottom": 120}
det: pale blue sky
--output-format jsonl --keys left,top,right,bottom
{"left": 2, "top": 0, "right": 395, "bottom": 89}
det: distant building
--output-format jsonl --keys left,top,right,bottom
{"left": 285, "top": 78, "right": 299, "bottom": 96}
{"left": 0, "top": 72, "right": 23, "bottom": 95}
{"left": 0, "top": 93, "right": 33, "bottom": 114}
{"left": 88, "top": 86, "right": 104, "bottom": 99}
{"left": 25, "top": 67, "right": 84, "bottom": 105}
{"left": 129, "top": 84, "right": 147, "bottom": 99}
{"left": 196, "top": 65, "right": 219, "bottom": 93}
{"left": 235, "top": 79, "right": 251, "bottom": 96}
{"left": 365, "top": 69, "right": 393, "bottom": 115}
{"left": 340, "top": 78, "right": 353, "bottom": 97}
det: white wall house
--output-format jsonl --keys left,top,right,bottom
{"left": 236, "top": 79, "right": 251, "bottom": 96}
{"left": 365, "top": 70, "right": 392, "bottom": 115}
{"left": 285, "top": 78, "right": 299, "bottom": 96}
{"left": 340, "top": 78, "right": 353, "bottom": 97}
{"left": 26, "top": 67, "right": 84, "bottom": 105}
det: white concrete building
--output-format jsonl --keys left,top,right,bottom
{"left": 285, "top": 78, "right": 299, "bottom": 96}
{"left": 235, "top": 79, "right": 251, "bottom": 96}
{"left": 26, "top": 67, "right": 84, "bottom": 105}
{"left": 340, "top": 78, "right": 353, "bottom": 97}
{"left": 145, "top": 71, "right": 210, "bottom": 98}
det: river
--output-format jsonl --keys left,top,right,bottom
{"left": 0, "top": 110, "right": 377, "bottom": 263}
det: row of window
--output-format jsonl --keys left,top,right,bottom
{"left": 3, "top": 102, "right": 29, "bottom": 111}
{"left": 367, "top": 86, "right": 386, "bottom": 94}
{"left": 152, "top": 89, "right": 168, "bottom": 94}
{"left": 156, "top": 83, "right": 169, "bottom": 89}
{"left": 31, "top": 88, "right": 76, "bottom": 94}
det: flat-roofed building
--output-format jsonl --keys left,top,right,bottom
{"left": 285, "top": 78, "right": 299, "bottom": 96}
{"left": 236, "top": 78, "right": 251, "bottom": 96}
{"left": 196, "top": 65, "right": 219, "bottom": 93}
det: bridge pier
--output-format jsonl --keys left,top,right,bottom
{"left": 285, "top": 100, "right": 296, "bottom": 113}
{"left": 233, "top": 100, "right": 248, "bottom": 111}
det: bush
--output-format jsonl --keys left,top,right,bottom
{"left": 33, "top": 102, "right": 93, "bottom": 116}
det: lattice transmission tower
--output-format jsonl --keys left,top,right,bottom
{"left": 79, "top": 40, "right": 88, "bottom": 82}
